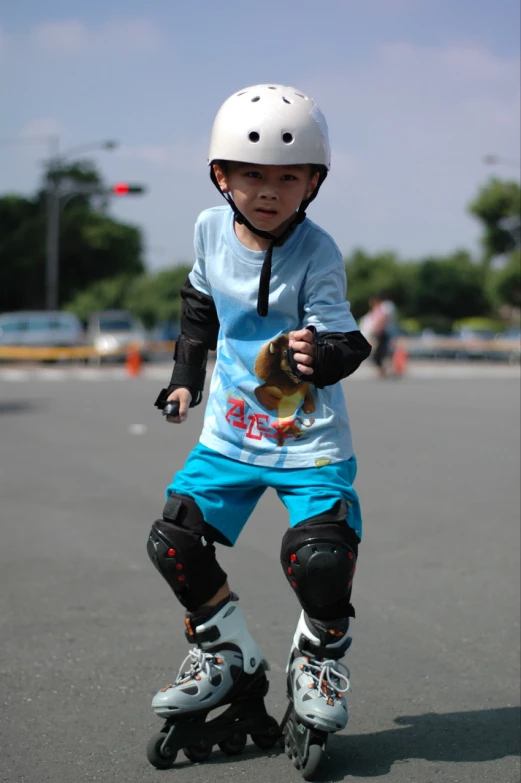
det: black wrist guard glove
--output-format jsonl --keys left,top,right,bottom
{"left": 311, "top": 335, "right": 344, "bottom": 388}
{"left": 287, "top": 326, "right": 336, "bottom": 388}
{"left": 288, "top": 326, "right": 371, "bottom": 388}
{"left": 154, "top": 334, "right": 208, "bottom": 410}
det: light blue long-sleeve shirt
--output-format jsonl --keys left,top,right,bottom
{"left": 189, "top": 205, "right": 359, "bottom": 468}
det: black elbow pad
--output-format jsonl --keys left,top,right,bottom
{"left": 313, "top": 330, "right": 371, "bottom": 387}
{"left": 180, "top": 279, "right": 220, "bottom": 349}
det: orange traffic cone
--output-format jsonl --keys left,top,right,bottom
{"left": 126, "top": 345, "right": 143, "bottom": 377}
{"left": 392, "top": 339, "right": 408, "bottom": 376}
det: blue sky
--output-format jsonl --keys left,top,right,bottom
{"left": 1, "top": 0, "right": 520, "bottom": 270}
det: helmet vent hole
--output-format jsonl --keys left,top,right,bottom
{"left": 282, "top": 97, "right": 291, "bottom": 104}
{"left": 237, "top": 91, "right": 246, "bottom": 96}
{"left": 295, "top": 93, "right": 305, "bottom": 98}
{"left": 268, "top": 86, "right": 277, "bottom": 90}
{"left": 282, "top": 132, "right": 294, "bottom": 144}
{"left": 249, "top": 131, "right": 260, "bottom": 143}
{"left": 251, "top": 96, "right": 261, "bottom": 102}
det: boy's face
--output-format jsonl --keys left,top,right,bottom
{"left": 213, "top": 162, "right": 319, "bottom": 236}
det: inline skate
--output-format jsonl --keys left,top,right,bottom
{"left": 146, "top": 595, "right": 280, "bottom": 768}
{"left": 281, "top": 611, "right": 352, "bottom": 780}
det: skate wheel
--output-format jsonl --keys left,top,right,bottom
{"left": 146, "top": 731, "right": 177, "bottom": 769}
{"left": 283, "top": 726, "right": 293, "bottom": 758}
{"left": 301, "top": 743, "right": 323, "bottom": 780}
{"left": 251, "top": 717, "right": 280, "bottom": 750}
{"left": 218, "top": 731, "right": 247, "bottom": 756}
{"left": 183, "top": 741, "right": 212, "bottom": 763}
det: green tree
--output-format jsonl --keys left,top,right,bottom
{"left": 65, "top": 266, "right": 191, "bottom": 328}
{"left": 469, "top": 178, "right": 521, "bottom": 266}
{"left": 125, "top": 266, "right": 191, "bottom": 327}
{"left": 0, "top": 195, "right": 45, "bottom": 310}
{"left": 58, "top": 208, "right": 143, "bottom": 305}
{"left": 492, "top": 249, "right": 521, "bottom": 309}
{"left": 344, "top": 249, "right": 409, "bottom": 318}
{"left": 64, "top": 275, "right": 137, "bottom": 324}
{"left": 408, "top": 250, "right": 491, "bottom": 327}
{"left": 43, "top": 159, "right": 103, "bottom": 197}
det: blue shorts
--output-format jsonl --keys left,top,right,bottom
{"left": 167, "top": 443, "right": 362, "bottom": 546}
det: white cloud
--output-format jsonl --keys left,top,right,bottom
{"left": 30, "top": 20, "right": 88, "bottom": 55}
{"left": 20, "top": 117, "right": 64, "bottom": 139}
{"left": 316, "top": 41, "right": 520, "bottom": 142}
{"left": 304, "top": 41, "right": 520, "bottom": 257}
{"left": 1, "top": 18, "right": 162, "bottom": 58}
{"left": 348, "top": 0, "right": 427, "bottom": 10}
{"left": 117, "top": 141, "right": 208, "bottom": 172}
{"left": 0, "top": 119, "right": 64, "bottom": 170}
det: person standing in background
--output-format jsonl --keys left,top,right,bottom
{"left": 360, "top": 293, "right": 397, "bottom": 378}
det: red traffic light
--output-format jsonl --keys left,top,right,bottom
{"left": 111, "top": 183, "right": 145, "bottom": 195}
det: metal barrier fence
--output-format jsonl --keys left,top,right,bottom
{"left": 400, "top": 336, "right": 520, "bottom": 362}
{"left": 0, "top": 338, "right": 518, "bottom": 363}
{"left": 0, "top": 341, "right": 176, "bottom": 361}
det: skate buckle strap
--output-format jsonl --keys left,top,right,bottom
{"left": 298, "top": 633, "right": 352, "bottom": 661}
{"left": 304, "top": 657, "right": 351, "bottom": 698}
{"left": 175, "top": 647, "right": 224, "bottom": 685}
{"left": 184, "top": 622, "right": 221, "bottom": 645}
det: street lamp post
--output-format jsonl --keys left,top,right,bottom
{"left": 45, "top": 188, "right": 61, "bottom": 311}
{"left": 45, "top": 139, "right": 118, "bottom": 310}
{"left": 483, "top": 154, "right": 521, "bottom": 170}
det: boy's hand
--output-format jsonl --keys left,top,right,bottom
{"left": 166, "top": 388, "right": 192, "bottom": 423}
{"left": 288, "top": 328, "right": 316, "bottom": 376}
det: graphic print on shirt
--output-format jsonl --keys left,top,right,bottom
{"left": 252, "top": 333, "right": 316, "bottom": 447}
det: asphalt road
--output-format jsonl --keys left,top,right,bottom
{"left": 1, "top": 366, "right": 520, "bottom": 783}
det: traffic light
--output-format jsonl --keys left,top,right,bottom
{"left": 111, "top": 183, "right": 146, "bottom": 195}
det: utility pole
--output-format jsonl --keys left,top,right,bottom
{"left": 43, "top": 139, "right": 119, "bottom": 310}
{"left": 45, "top": 135, "right": 61, "bottom": 310}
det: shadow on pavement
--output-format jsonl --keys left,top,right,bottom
{"left": 144, "top": 707, "right": 520, "bottom": 779}
{"left": 318, "top": 706, "right": 521, "bottom": 780}
{"left": 0, "top": 400, "right": 39, "bottom": 414}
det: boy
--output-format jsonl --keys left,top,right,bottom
{"left": 148, "top": 84, "right": 371, "bottom": 741}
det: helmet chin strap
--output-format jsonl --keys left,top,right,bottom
{"left": 209, "top": 167, "right": 327, "bottom": 317}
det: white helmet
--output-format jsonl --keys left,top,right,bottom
{"left": 208, "top": 84, "right": 330, "bottom": 169}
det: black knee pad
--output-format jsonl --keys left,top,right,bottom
{"left": 147, "top": 494, "right": 228, "bottom": 611}
{"left": 280, "top": 501, "right": 359, "bottom": 621}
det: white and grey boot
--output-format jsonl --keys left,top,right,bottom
{"left": 287, "top": 611, "right": 352, "bottom": 733}
{"left": 152, "top": 595, "right": 269, "bottom": 719}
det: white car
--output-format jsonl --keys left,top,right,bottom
{"left": 86, "top": 310, "right": 148, "bottom": 359}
